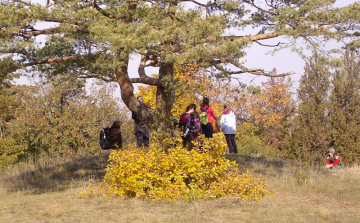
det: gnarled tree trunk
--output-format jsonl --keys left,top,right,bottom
{"left": 156, "top": 62, "right": 175, "bottom": 129}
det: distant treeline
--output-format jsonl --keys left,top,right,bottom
{"left": 1, "top": 51, "right": 359, "bottom": 167}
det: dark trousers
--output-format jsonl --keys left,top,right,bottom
{"left": 201, "top": 122, "right": 213, "bottom": 138}
{"left": 136, "top": 131, "right": 149, "bottom": 147}
{"left": 225, "top": 134, "right": 238, "bottom": 154}
{"left": 181, "top": 129, "right": 193, "bottom": 151}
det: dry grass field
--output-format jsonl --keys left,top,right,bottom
{"left": 1, "top": 153, "right": 359, "bottom": 223}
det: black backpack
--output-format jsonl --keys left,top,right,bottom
{"left": 99, "top": 127, "right": 113, "bottom": 150}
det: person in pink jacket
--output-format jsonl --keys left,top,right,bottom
{"left": 200, "top": 97, "right": 218, "bottom": 138}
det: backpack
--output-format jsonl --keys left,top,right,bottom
{"left": 179, "top": 113, "right": 190, "bottom": 128}
{"left": 192, "top": 115, "right": 201, "bottom": 134}
{"left": 199, "top": 107, "right": 209, "bottom": 126}
{"left": 99, "top": 127, "right": 113, "bottom": 150}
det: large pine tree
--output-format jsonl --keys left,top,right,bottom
{"left": 0, "top": 0, "right": 359, "bottom": 128}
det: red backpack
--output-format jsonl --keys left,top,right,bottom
{"left": 179, "top": 112, "right": 190, "bottom": 128}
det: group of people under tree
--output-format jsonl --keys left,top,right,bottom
{"left": 179, "top": 97, "right": 239, "bottom": 155}
{"left": 106, "top": 96, "right": 239, "bottom": 155}
{"left": 102, "top": 96, "right": 150, "bottom": 150}
{"left": 105, "top": 96, "right": 346, "bottom": 170}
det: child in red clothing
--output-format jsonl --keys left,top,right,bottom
{"left": 326, "top": 148, "right": 340, "bottom": 170}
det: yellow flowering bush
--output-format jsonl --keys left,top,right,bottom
{"left": 79, "top": 133, "right": 272, "bottom": 201}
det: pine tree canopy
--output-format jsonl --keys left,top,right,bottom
{"left": 0, "top": 0, "right": 359, "bottom": 125}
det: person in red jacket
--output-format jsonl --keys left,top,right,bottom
{"left": 200, "top": 97, "right": 218, "bottom": 138}
{"left": 326, "top": 148, "right": 340, "bottom": 169}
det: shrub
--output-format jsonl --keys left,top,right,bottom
{"left": 236, "top": 122, "right": 272, "bottom": 157}
{"left": 79, "top": 133, "right": 272, "bottom": 201}
{"left": 0, "top": 137, "right": 27, "bottom": 168}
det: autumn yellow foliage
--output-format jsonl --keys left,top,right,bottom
{"left": 135, "top": 63, "right": 225, "bottom": 121}
{"left": 245, "top": 77, "right": 295, "bottom": 129}
{"left": 78, "top": 133, "right": 272, "bottom": 201}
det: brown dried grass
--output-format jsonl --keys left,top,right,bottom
{"left": 0, "top": 153, "right": 359, "bottom": 222}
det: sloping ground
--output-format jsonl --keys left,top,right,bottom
{"left": 0, "top": 154, "right": 359, "bottom": 222}
{"left": 0, "top": 152, "right": 110, "bottom": 193}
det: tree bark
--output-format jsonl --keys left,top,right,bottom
{"left": 115, "top": 65, "right": 156, "bottom": 128}
{"left": 156, "top": 62, "right": 175, "bottom": 129}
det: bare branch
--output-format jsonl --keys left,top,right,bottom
{"left": 213, "top": 60, "right": 295, "bottom": 77}
{"left": 243, "top": 0, "right": 278, "bottom": 16}
{"left": 184, "top": 0, "right": 207, "bottom": 7}
{"left": 13, "top": 0, "right": 33, "bottom": 6}
{"left": 254, "top": 40, "right": 283, "bottom": 47}
{"left": 233, "top": 70, "right": 295, "bottom": 77}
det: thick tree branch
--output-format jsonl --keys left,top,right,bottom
{"left": 78, "top": 74, "right": 114, "bottom": 82}
{"left": 138, "top": 54, "right": 149, "bottom": 78}
{"left": 224, "top": 32, "right": 280, "bottom": 42}
{"left": 1, "top": 50, "right": 103, "bottom": 74}
{"left": 115, "top": 67, "right": 156, "bottom": 124}
{"left": 130, "top": 77, "right": 159, "bottom": 85}
{"left": 1, "top": 48, "right": 39, "bottom": 61}
{"left": 134, "top": 54, "right": 159, "bottom": 85}
{"left": 23, "top": 53, "right": 101, "bottom": 66}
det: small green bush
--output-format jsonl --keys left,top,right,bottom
{"left": 0, "top": 137, "right": 27, "bottom": 168}
{"left": 236, "top": 122, "right": 272, "bottom": 157}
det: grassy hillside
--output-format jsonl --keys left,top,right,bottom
{"left": 0, "top": 153, "right": 359, "bottom": 222}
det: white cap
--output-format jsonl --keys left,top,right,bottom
{"left": 113, "top": 117, "right": 125, "bottom": 123}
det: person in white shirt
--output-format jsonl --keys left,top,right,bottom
{"left": 220, "top": 105, "right": 239, "bottom": 155}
